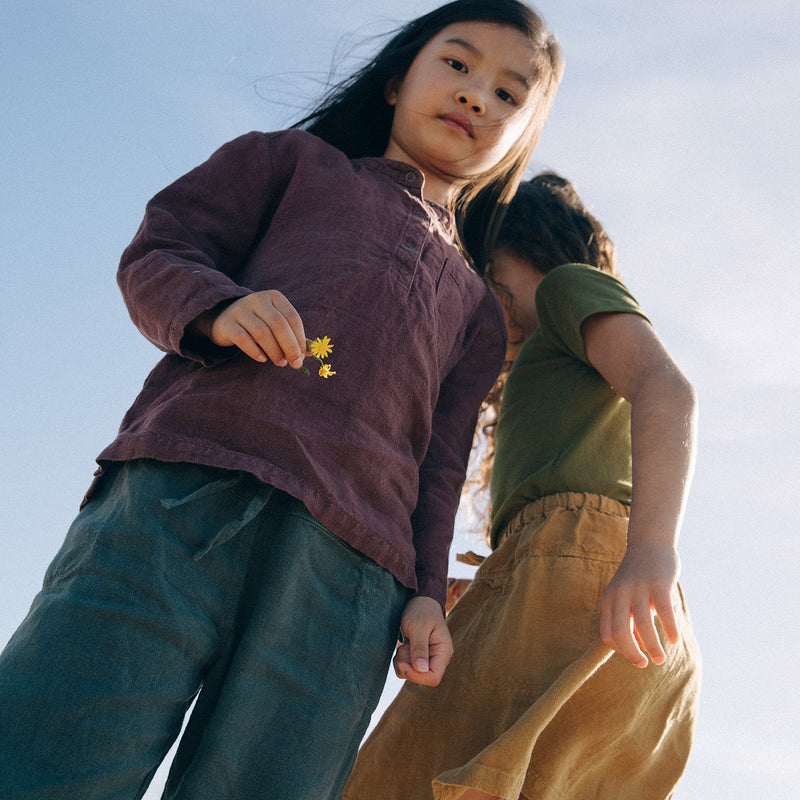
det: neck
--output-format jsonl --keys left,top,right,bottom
{"left": 382, "top": 144, "right": 457, "bottom": 207}
{"left": 421, "top": 172, "right": 458, "bottom": 208}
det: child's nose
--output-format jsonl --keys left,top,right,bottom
{"left": 456, "top": 91, "right": 484, "bottom": 115}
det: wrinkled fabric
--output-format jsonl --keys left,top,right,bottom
{"left": 490, "top": 264, "right": 648, "bottom": 545}
{"left": 97, "top": 129, "right": 507, "bottom": 605}
{"left": 0, "top": 460, "right": 406, "bottom": 799}
{"left": 344, "top": 494, "right": 701, "bottom": 800}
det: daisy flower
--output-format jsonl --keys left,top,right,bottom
{"left": 307, "top": 336, "right": 333, "bottom": 360}
{"left": 299, "top": 335, "right": 336, "bottom": 378}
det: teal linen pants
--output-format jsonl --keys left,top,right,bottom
{"left": 0, "top": 460, "right": 406, "bottom": 799}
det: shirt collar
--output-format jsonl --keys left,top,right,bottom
{"left": 357, "top": 157, "right": 456, "bottom": 235}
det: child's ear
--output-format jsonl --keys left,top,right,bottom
{"left": 384, "top": 75, "right": 402, "bottom": 106}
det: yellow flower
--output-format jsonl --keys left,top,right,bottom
{"left": 308, "top": 336, "right": 333, "bottom": 359}
{"left": 302, "top": 335, "right": 336, "bottom": 378}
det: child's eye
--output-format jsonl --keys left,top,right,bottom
{"left": 495, "top": 88, "right": 517, "bottom": 106}
{"left": 445, "top": 58, "right": 467, "bottom": 73}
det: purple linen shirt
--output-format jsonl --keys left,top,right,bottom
{"left": 96, "top": 129, "right": 506, "bottom": 606}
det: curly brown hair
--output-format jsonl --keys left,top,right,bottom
{"left": 468, "top": 172, "right": 618, "bottom": 532}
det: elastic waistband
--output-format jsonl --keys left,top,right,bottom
{"left": 497, "top": 492, "right": 629, "bottom": 549}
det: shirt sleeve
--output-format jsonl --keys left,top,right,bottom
{"left": 410, "top": 285, "right": 507, "bottom": 607}
{"left": 535, "top": 264, "right": 650, "bottom": 365}
{"left": 117, "top": 131, "right": 286, "bottom": 365}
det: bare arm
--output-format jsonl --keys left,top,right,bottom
{"left": 583, "top": 312, "right": 697, "bottom": 668}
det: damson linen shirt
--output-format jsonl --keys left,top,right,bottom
{"left": 96, "top": 129, "right": 507, "bottom": 606}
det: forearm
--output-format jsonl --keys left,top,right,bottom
{"left": 582, "top": 310, "right": 697, "bottom": 665}
{"left": 599, "top": 367, "right": 697, "bottom": 666}
{"left": 627, "top": 365, "right": 698, "bottom": 549}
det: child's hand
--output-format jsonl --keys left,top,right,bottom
{"left": 194, "top": 290, "right": 306, "bottom": 367}
{"left": 599, "top": 541, "right": 681, "bottom": 668}
{"left": 393, "top": 596, "right": 453, "bottom": 686}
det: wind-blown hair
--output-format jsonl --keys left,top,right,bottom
{"left": 294, "top": 0, "right": 563, "bottom": 269}
{"left": 471, "top": 172, "right": 618, "bottom": 528}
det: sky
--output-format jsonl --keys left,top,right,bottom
{"left": 1, "top": 1, "right": 798, "bottom": 797}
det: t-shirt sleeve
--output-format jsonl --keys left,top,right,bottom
{"left": 535, "top": 264, "right": 650, "bottom": 366}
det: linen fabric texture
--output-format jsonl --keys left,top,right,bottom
{"left": 490, "top": 264, "right": 649, "bottom": 544}
{"left": 0, "top": 129, "right": 506, "bottom": 797}
{"left": 344, "top": 266, "right": 700, "bottom": 799}
{"left": 344, "top": 495, "right": 700, "bottom": 800}
{"left": 0, "top": 460, "right": 407, "bottom": 799}
{"left": 99, "top": 129, "right": 507, "bottom": 606}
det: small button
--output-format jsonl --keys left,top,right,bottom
{"left": 405, "top": 171, "right": 417, "bottom": 183}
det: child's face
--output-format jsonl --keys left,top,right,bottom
{"left": 488, "top": 247, "right": 545, "bottom": 361}
{"left": 384, "top": 21, "right": 541, "bottom": 205}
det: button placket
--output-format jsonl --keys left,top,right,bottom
{"left": 394, "top": 204, "right": 432, "bottom": 285}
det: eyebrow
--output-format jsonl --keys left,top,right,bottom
{"left": 444, "top": 37, "right": 533, "bottom": 91}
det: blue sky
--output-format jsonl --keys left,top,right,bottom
{"left": 2, "top": 1, "right": 798, "bottom": 797}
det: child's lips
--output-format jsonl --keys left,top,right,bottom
{"left": 441, "top": 112, "right": 474, "bottom": 137}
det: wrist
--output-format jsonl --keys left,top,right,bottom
{"left": 189, "top": 310, "right": 215, "bottom": 340}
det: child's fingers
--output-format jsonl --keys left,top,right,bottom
{"left": 264, "top": 291, "right": 307, "bottom": 366}
{"left": 632, "top": 586, "right": 681, "bottom": 666}
{"left": 395, "top": 596, "right": 452, "bottom": 686}
{"left": 425, "top": 638, "right": 453, "bottom": 685}
{"left": 211, "top": 291, "right": 306, "bottom": 367}
{"left": 392, "top": 642, "right": 412, "bottom": 679}
{"left": 408, "top": 629, "right": 431, "bottom": 675}
{"left": 392, "top": 620, "right": 430, "bottom": 681}
{"left": 600, "top": 595, "right": 648, "bottom": 669}
{"left": 652, "top": 586, "right": 681, "bottom": 644}
{"left": 603, "top": 586, "right": 680, "bottom": 669}
{"left": 632, "top": 599, "right": 666, "bottom": 666}
{"left": 399, "top": 661, "right": 447, "bottom": 687}
{"left": 220, "top": 314, "right": 284, "bottom": 364}
{"left": 393, "top": 641, "right": 439, "bottom": 686}
{"left": 244, "top": 291, "right": 305, "bottom": 367}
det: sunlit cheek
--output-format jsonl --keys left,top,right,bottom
{"left": 485, "top": 112, "right": 532, "bottom": 161}
{"left": 505, "top": 110, "right": 535, "bottom": 144}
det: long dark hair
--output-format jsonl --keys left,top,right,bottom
{"left": 294, "top": 0, "right": 563, "bottom": 269}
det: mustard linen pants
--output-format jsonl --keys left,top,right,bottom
{"left": 344, "top": 493, "right": 701, "bottom": 800}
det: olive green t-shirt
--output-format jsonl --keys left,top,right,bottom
{"left": 489, "top": 264, "right": 650, "bottom": 547}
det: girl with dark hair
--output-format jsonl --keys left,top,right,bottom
{"left": 344, "top": 174, "right": 700, "bottom": 800}
{"left": 0, "top": 3, "right": 562, "bottom": 799}
{"left": 297, "top": 0, "right": 563, "bottom": 267}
